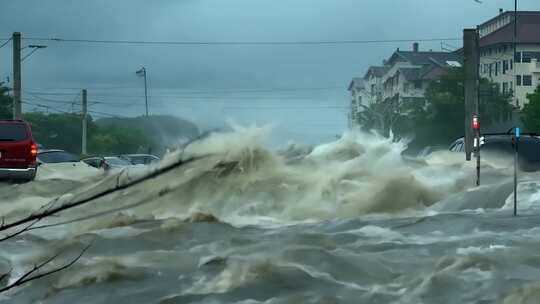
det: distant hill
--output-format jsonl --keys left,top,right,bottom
{"left": 95, "top": 115, "right": 200, "bottom": 154}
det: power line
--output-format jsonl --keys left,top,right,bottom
{"left": 11, "top": 37, "right": 461, "bottom": 46}
{"left": 25, "top": 86, "right": 346, "bottom": 95}
{"left": 87, "top": 109, "right": 128, "bottom": 118}
{"left": 21, "top": 100, "right": 74, "bottom": 114}
{"left": 0, "top": 38, "right": 11, "bottom": 49}
{"left": 25, "top": 91, "right": 79, "bottom": 104}
{"left": 224, "top": 106, "right": 347, "bottom": 109}
{"left": 24, "top": 92, "right": 347, "bottom": 108}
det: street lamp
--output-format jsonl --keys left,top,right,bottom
{"left": 136, "top": 67, "right": 148, "bottom": 117}
{"left": 22, "top": 44, "right": 47, "bottom": 62}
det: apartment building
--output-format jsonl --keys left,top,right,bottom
{"left": 479, "top": 11, "right": 540, "bottom": 107}
{"left": 381, "top": 43, "right": 462, "bottom": 105}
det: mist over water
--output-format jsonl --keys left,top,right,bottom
{"left": 1, "top": 127, "right": 539, "bottom": 303}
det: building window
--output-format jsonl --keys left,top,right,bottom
{"left": 510, "top": 59, "right": 513, "bottom": 70}
{"left": 503, "top": 60, "right": 508, "bottom": 74}
{"left": 523, "top": 75, "right": 533, "bottom": 86}
{"left": 414, "top": 80, "right": 422, "bottom": 89}
{"left": 515, "top": 51, "right": 522, "bottom": 63}
{"left": 503, "top": 82, "right": 508, "bottom": 94}
{"left": 489, "top": 64, "right": 493, "bottom": 77}
{"left": 523, "top": 51, "right": 540, "bottom": 63}
{"left": 522, "top": 52, "right": 532, "bottom": 63}
{"left": 516, "top": 75, "right": 522, "bottom": 86}
{"left": 495, "top": 62, "right": 499, "bottom": 76}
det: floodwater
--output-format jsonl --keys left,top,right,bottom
{"left": 1, "top": 128, "right": 539, "bottom": 304}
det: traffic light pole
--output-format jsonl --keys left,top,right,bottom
{"left": 514, "top": 128, "right": 520, "bottom": 216}
{"left": 476, "top": 127, "right": 481, "bottom": 186}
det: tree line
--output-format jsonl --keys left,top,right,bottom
{"left": 0, "top": 86, "right": 199, "bottom": 156}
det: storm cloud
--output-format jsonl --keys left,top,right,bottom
{"left": 0, "top": 0, "right": 536, "bottom": 144}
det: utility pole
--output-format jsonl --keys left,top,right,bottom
{"left": 513, "top": 0, "right": 519, "bottom": 216}
{"left": 513, "top": 0, "right": 518, "bottom": 107}
{"left": 82, "top": 89, "right": 87, "bottom": 155}
{"left": 136, "top": 67, "right": 148, "bottom": 117}
{"left": 12, "top": 32, "right": 21, "bottom": 119}
{"left": 463, "top": 29, "right": 480, "bottom": 163}
{"left": 144, "top": 68, "right": 148, "bottom": 117}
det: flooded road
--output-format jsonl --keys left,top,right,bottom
{"left": 1, "top": 128, "right": 539, "bottom": 304}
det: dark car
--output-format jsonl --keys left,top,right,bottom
{"left": 37, "top": 149, "right": 80, "bottom": 164}
{"left": 449, "top": 134, "right": 540, "bottom": 172}
{"left": 0, "top": 120, "right": 38, "bottom": 181}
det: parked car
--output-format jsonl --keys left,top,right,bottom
{"left": 82, "top": 156, "right": 132, "bottom": 170}
{"left": 37, "top": 149, "right": 80, "bottom": 164}
{"left": 120, "top": 154, "right": 160, "bottom": 165}
{"left": 81, "top": 157, "right": 105, "bottom": 169}
{"left": 416, "top": 145, "right": 448, "bottom": 158}
{"left": 449, "top": 133, "right": 540, "bottom": 172}
{"left": 0, "top": 120, "right": 38, "bottom": 181}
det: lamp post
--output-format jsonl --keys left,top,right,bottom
{"left": 22, "top": 45, "right": 47, "bottom": 62}
{"left": 136, "top": 67, "right": 148, "bottom": 117}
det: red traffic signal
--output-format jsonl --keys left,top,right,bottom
{"left": 472, "top": 116, "right": 480, "bottom": 130}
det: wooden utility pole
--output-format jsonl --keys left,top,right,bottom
{"left": 12, "top": 32, "right": 21, "bottom": 119}
{"left": 82, "top": 89, "right": 87, "bottom": 155}
{"left": 463, "top": 29, "right": 479, "bottom": 161}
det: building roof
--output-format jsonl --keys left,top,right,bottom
{"left": 479, "top": 11, "right": 540, "bottom": 28}
{"left": 480, "top": 12, "right": 540, "bottom": 47}
{"left": 347, "top": 77, "right": 364, "bottom": 91}
{"left": 363, "top": 66, "right": 388, "bottom": 79}
{"left": 388, "top": 51, "right": 462, "bottom": 67}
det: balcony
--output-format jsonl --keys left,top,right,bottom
{"left": 531, "top": 59, "right": 540, "bottom": 73}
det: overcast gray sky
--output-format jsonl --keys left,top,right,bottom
{"left": 0, "top": 0, "right": 537, "bottom": 145}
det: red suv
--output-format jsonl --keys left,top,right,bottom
{"left": 0, "top": 120, "right": 38, "bottom": 181}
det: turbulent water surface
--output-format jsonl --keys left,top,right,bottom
{"left": 1, "top": 128, "right": 540, "bottom": 304}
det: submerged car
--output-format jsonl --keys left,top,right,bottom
{"left": 37, "top": 149, "right": 80, "bottom": 164}
{"left": 0, "top": 120, "right": 38, "bottom": 181}
{"left": 82, "top": 156, "right": 132, "bottom": 170}
{"left": 449, "top": 133, "right": 540, "bottom": 172}
{"left": 120, "top": 154, "right": 160, "bottom": 165}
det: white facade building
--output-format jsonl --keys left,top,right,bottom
{"left": 363, "top": 66, "right": 388, "bottom": 105}
{"left": 347, "top": 78, "right": 370, "bottom": 127}
{"left": 479, "top": 11, "right": 540, "bottom": 108}
{"left": 381, "top": 43, "right": 461, "bottom": 105}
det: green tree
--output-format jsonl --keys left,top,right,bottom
{"left": 521, "top": 85, "right": 540, "bottom": 132}
{"left": 88, "top": 126, "right": 151, "bottom": 155}
{"left": 394, "top": 67, "right": 513, "bottom": 150}
{"left": 22, "top": 112, "right": 154, "bottom": 156}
